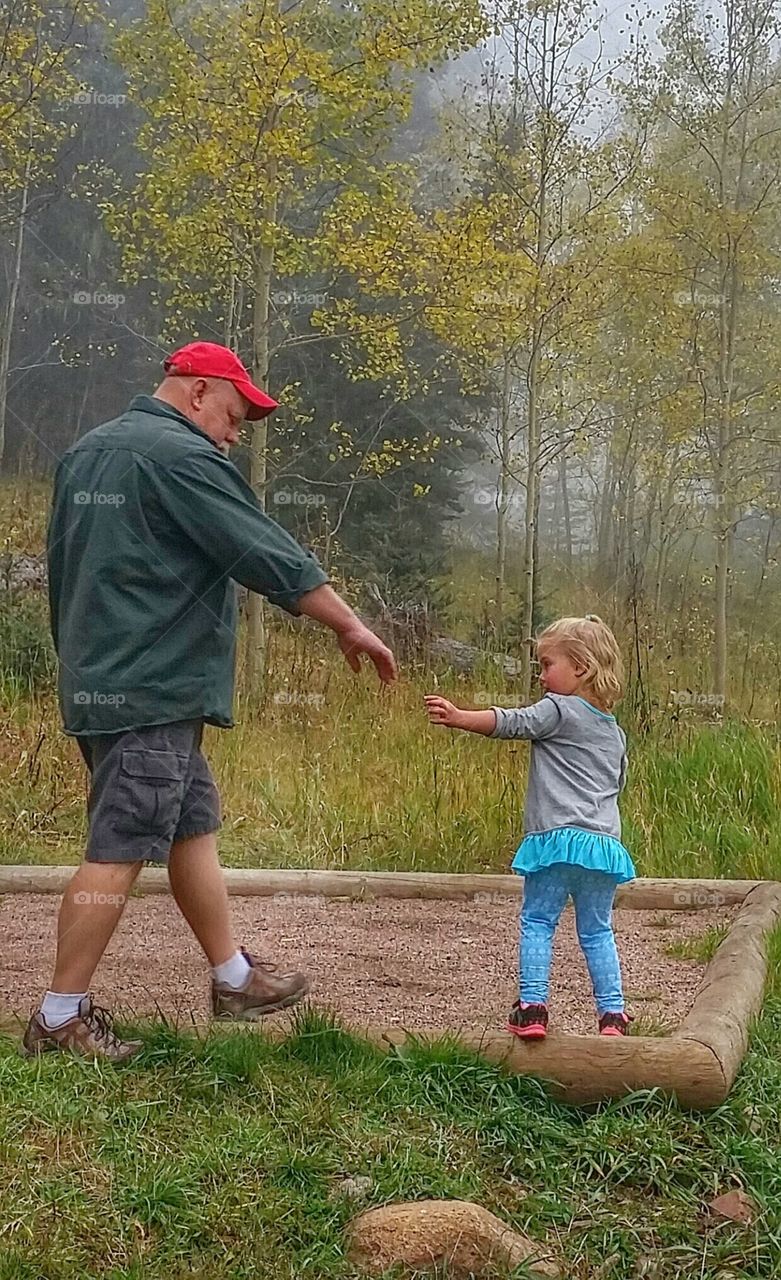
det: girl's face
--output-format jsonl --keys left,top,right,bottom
{"left": 537, "top": 644, "right": 585, "bottom": 697}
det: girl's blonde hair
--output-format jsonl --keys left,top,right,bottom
{"left": 536, "top": 614, "right": 624, "bottom": 710}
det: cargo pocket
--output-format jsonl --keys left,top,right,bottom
{"left": 113, "top": 748, "right": 189, "bottom": 839}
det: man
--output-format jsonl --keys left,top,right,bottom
{"left": 22, "top": 341, "right": 397, "bottom": 1062}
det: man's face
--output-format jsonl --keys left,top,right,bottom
{"left": 177, "top": 377, "right": 251, "bottom": 453}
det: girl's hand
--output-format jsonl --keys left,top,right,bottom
{"left": 424, "top": 695, "right": 462, "bottom": 728}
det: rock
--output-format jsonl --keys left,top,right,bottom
{"left": 358, "top": 598, "right": 523, "bottom": 678}
{"left": 0, "top": 553, "right": 47, "bottom": 590}
{"left": 347, "top": 1198, "right": 560, "bottom": 1277}
{"left": 633, "top": 1258, "right": 662, "bottom": 1278}
{"left": 330, "top": 1174, "right": 373, "bottom": 1202}
{"left": 707, "top": 1189, "right": 757, "bottom": 1225}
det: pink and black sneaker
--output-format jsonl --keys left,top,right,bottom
{"left": 507, "top": 1001, "right": 549, "bottom": 1040}
{"left": 598, "top": 1011, "right": 634, "bottom": 1037}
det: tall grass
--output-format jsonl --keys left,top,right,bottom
{"left": 1, "top": 627, "right": 780, "bottom": 878}
{"left": 1, "top": 476, "right": 779, "bottom": 876}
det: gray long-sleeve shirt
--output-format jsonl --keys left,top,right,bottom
{"left": 490, "top": 693, "right": 627, "bottom": 838}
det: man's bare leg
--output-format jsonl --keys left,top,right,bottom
{"left": 22, "top": 859, "right": 147, "bottom": 1060}
{"left": 167, "top": 831, "right": 309, "bottom": 1016}
{"left": 51, "top": 859, "right": 144, "bottom": 992}
{"left": 167, "top": 832, "right": 235, "bottom": 966}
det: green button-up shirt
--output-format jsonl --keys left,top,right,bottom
{"left": 47, "top": 394, "right": 330, "bottom": 735}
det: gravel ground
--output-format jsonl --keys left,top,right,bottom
{"left": 0, "top": 893, "right": 736, "bottom": 1037}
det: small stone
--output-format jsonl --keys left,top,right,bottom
{"left": 330, "top": 1174, "right": 374, "bottom": 1202}
{"left": 634, "top": 1258, "right": 663, "bottom": 1278}
{"left": 707, "top": 1189, "right": 757, "bottom": 1225}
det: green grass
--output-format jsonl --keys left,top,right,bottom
{"left": 624, "top": 720, "right": 781, "bottom": 881}
{"left": 665, "top": 926, "right": 731, "bottom": 964}
{"left": 2, "top": 997, "right": 781, "bottom": 1279}
{"left": 2, "top": 657, "right": 780, "bottom": 880}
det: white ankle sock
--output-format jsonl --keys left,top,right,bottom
{"left": 40, "top": 991, "right": 88, "bottom": 1028}
{"left": 212, "top": 950, "right": 251, "bottom": 990}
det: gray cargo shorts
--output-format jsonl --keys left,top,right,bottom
{"left": 76, "top": 719, "right": 222, "bottom": 864}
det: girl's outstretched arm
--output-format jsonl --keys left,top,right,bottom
{"left": 491, "top": 697, "right": 562, "bottom": 739}
{"left": 424, "top": 696, "right": 496, "bottom": 735}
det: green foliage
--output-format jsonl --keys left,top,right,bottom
{"left": 0, "top": 1, "right": 88, "bottom": 209}
{"left": 623, "top": 721, "right": 781, "bottom": 880}
{"left": 0, "top": 592, "right": 55, "bottom": 692}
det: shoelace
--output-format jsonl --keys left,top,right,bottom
{"left": 601, "top": 1012, "right": 633, "bottom": 1030}
{"left": 516, "top": 1002, "right": 547, "bottom": 1023}
{"left": 242, "top": 950, "right": 279, "bottom": 975}
{"left": 83, "top": 1001, "right": 124, "bottom": 1050}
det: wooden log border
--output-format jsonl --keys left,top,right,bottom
{"left": 1, "top": 868, "right": 779, "bottom": 1109}
{"left": 0, "top": 864, "right": 762, "bottom": 907}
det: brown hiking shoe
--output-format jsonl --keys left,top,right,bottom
{"left": 22, "top": 996, "right": 143, "bottom": 1063}
{"left": 211, "top": 947, "right": 309, "bottom": 1020}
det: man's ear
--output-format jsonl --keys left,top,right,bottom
{"left": 191, "top": 377, "right": 209, "bottom": 407}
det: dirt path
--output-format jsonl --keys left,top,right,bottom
{"left": 0, "top": 893, "right": 733, "bottom": 1036}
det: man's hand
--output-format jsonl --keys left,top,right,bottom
{"left": 337, "top": 623, "right": 398, "bottom": 684}
{"left": 295, "top": 585, "right": 398, "bottom": 684}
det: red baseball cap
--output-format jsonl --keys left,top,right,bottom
{"left": 163, "top": 341, "right": 279, "bottom": 420}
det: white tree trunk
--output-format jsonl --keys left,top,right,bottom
{"left": 245, "top": 186, "right": 277, "bottom": 694}
{"left": 0, "top": 147, "right": 32, "bottom": 467}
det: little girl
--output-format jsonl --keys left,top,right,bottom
{"left": 424, "top": 614, "right": 636, "bottom": 1039}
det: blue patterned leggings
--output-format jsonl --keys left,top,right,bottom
{"left": 520, "top": 863, "right": 625, "bottom": 1014}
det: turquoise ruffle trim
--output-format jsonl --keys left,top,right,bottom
{"left": 511, "top": 826, "right": 636, "bottom": 884}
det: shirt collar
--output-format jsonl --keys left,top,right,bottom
{"left": 575, "top": 696, "right": 614, "bottom": 720}
{"left": 128, "top": 393, "right": 221, "bottom": 451}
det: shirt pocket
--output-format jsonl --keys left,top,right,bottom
{"left": 113, "top": 748, "right": 189, "bottom": 838}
